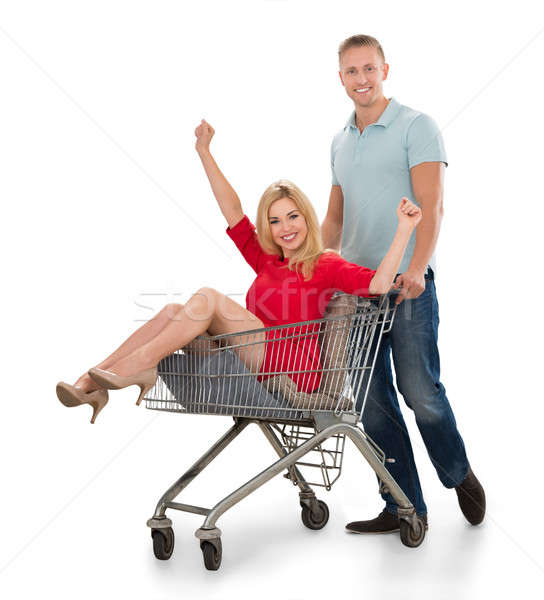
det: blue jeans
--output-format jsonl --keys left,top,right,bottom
{"left": 355, "top": 271, "right": 469, "bottom": 516}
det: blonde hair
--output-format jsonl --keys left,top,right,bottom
{"left": 255, "top": 180, "right": 337, "bottom": 281}
{"left": 338, "top": 34, "right": 386, "bottom": 64}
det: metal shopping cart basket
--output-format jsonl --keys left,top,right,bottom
{"left": 143, "top": 292, "right": 426, "bottom": 570}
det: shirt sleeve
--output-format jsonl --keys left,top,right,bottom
{"left": 225, "top": 214, "right": 270, "bottom": 274}
{"left": 406, "top": 113, "right": 448, "bottom": 169}
{"left": 323, "top": 253, "right": 376, "bottom": 297}
{"left": 330, "top": 138, "right": 340, "bottom": 186}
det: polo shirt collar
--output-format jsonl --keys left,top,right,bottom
{"left": 345, "top": 97, "right": 401, "bottom": 130}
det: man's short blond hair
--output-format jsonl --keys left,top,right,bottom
{"left": 338, "top": 34, "right": 386, "bottom": 64}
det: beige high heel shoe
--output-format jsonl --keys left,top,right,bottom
{"left": 56, "top": 382, "right": 109, "bottom": 424}
{"left": 87, "top": 366, "right": 158, "bottom": 405}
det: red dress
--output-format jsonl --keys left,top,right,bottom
{"left": 226, "top": 215, "right": 376, "bottom": 393}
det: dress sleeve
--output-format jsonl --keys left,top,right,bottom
{"left": 323, "top": 253, "right": 376, "bottom": 297}
{"left": 226, "top": 214, "right": 270, "bottom": 274}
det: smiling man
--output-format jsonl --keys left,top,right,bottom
{"left": 322, "top": 34, "right": 485, "bottom": 533}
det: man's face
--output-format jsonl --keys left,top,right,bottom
{"left": 338, "top": 46, "right": 389, "bottom": 108}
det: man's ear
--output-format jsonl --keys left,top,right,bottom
{"left": 338, "top": 71, "right": 345, "bottom": 86}
{"left": 382, "top": 63, "right": 390, "bottom": 81}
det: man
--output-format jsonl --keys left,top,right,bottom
{"left": 321, "top": 34, "right": 485, "bottom": 533}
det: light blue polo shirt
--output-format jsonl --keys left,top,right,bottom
{"left": 330, "top": 97, "right": 447, "bottom": 274}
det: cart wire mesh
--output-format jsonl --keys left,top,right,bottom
{"left": 273, "top": 423, "right": 347, "bottom": 490}
{"left": 144, "top": 293, "right": 396, "bottom": 422}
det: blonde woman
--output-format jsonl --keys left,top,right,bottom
{"left": 56, "top": 120, "right": 421, "bottom": 423}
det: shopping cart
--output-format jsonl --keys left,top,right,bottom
{"left": 144, "top": 292, "right": 426, "bottom": 570}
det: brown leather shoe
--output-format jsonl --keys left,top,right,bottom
{"left": 345, "top": 509, "right": 428, "bottom": 534}
{"left": 455, "top": 467, "right": 486, "bottom": 525}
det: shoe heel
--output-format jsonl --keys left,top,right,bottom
{"left": 57, "top": 382, "right": 108, "bottom": 424}
{"left": 89, "top": 396, "right": 107, "bottom": 424}
{"left": 136, "top": 381, "right": 154, "bottom": 406}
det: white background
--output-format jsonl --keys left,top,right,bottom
{"left": 1, "top": 1, "right": 543, "bottom": 598}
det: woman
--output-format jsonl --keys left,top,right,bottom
{"left": 56, "top": 120, "right": 421, "bottom": 423}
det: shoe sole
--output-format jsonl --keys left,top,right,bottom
{"left": 56, "top": 384, "right": 83, "bottom": 407}
{"left": 345, "top": 523, "right": 429, "bottom": 535}
{"left": 345, "top": 527, "right": 400, "bottom": 535}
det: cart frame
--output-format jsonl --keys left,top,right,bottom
{"left": 143, "top": 293, "right": 426, "bottom": 569}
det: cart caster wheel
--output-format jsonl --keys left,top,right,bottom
{"left": 151, "top": 527, "right": 175, "bottom": 560}
{"left": 200, "top": 538, "right": 222, "bottom": 571}
{"left": 399, "top": 518, "right": 425, "bottom": 548}
{"left": 301, "top": 500, "right": 329, "bottom": 530}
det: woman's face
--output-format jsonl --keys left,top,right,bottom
{"left": 268, "top": 197, "right": 308, "bottom": 258}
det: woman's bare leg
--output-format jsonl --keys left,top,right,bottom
{"left": 75, "top": 303, "right": 185, "bottom": 392}
{"left": 102, "top": 287, "right": 266, "bottom": 379}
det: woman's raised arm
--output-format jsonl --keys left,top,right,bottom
{"left": 194, "top": 119, "right": 244, "bottom": 228}
{"left": 369, "top": 198, "right": 422, "bottom": 295}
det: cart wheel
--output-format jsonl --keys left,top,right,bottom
{"left": 200, "top": 538, "right": 222, "bottom": 571}
{"left": 399, "top": 518, "right": 425, "bottom": 548}
{"left": 151, "top": 527, "right": 175, "bottom": 560}
{"left": 301, "top": 500, "right": 329, "bottom": 530}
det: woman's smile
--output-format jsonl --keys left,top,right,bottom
{"left": 268, "top": 196, "right": 309, "bottom": 258}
